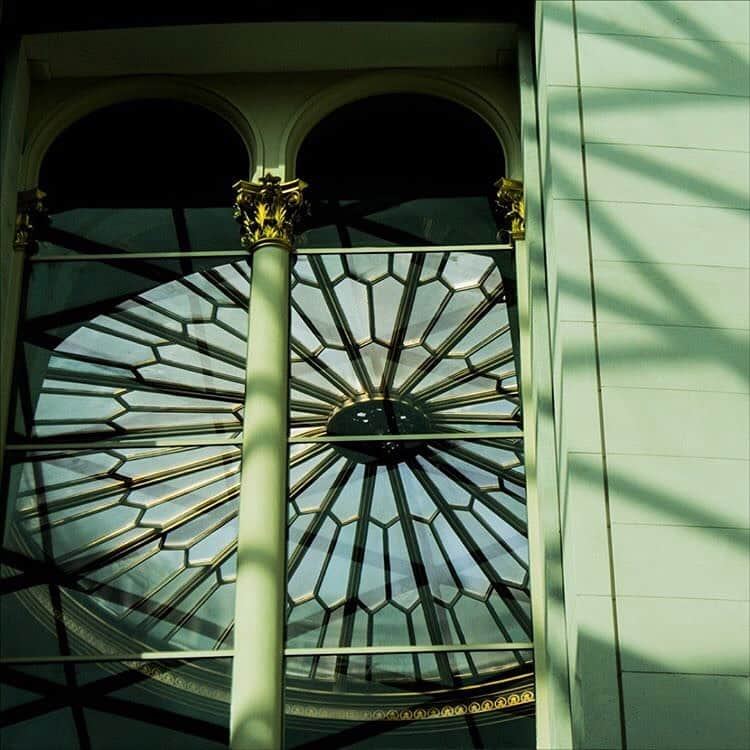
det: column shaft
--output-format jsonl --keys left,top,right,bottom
{"left": 230, "top": 241, "right": 290, "bottom": 750}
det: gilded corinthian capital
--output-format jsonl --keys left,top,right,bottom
{"left": 233, "top": 173, "right": 308, "bottom": 249}
{"left": 494, "top": 178, "right": 525, "bottom": 241}
{"left": 14, "top": 188, "right": 48, "bottom": 252}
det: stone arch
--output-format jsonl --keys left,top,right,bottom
{"left": 282, "top": 70, "right": 520, "bottom": 181}
{"left": 22, "top": 75, "right": 260, "bottom": 189}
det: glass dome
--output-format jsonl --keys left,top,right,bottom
{"left": 7, "top": 249, "right": 531, "bottom": 717}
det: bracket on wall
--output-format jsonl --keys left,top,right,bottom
{"left": 14, "top": 188, "right": 48, "bottom": 253}
{"left": 495, "top": 177, "right": 525, "bottom": 241}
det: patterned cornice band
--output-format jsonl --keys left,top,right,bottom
{"left": 494, "top": 178, "right": 525, "bottom": 241}
{"left": 233, "top": 173, "right": 308, "bottom": 249}
{"left": 14, "top": 188, "right": 48, "bottom": 252}
{"left": 286, "top": 688, "right": 535, "bottom": 722}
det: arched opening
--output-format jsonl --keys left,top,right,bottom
{"left": 296, "top": 94, "right": 506, "bottom": 247}
{"left": 15, "top": 99, "right": 252, "bottom": 439}
{"left": 285, "top": 94, "right": 533, "bottom": 748}
{"left": 38, "top": 99, "right": 250, "bottom": 252}
{"left": 5, "top": 99, "right": 255, "bottom": 739}
{"left": 6, "top": 90, "right": 533, "bottom": 750}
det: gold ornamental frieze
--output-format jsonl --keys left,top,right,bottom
{"left": 286, "top": 684, "right": 535, "bottom": 722}
{"left": 233, "top": 173, "right": 308, "bottom": 249}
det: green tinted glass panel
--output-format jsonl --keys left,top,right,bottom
{"left": 36, "top": 207, "right": 242, "bottom": 255}
{"left": 38, "top": 208, "right": 180, "bottom": 255}
{"left": 184, "top": 208, "right": 243, "bottom": 251}
{"left": 298, "top": 197, "right": 499, "bottom": 248}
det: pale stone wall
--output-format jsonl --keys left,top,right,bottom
{"left": 535, "top": 1, "right": 750, "bottom": 748}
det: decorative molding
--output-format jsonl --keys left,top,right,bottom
{"left": 234, "top": 173, "right": 308, "bottom": 249}
{"left": 282, "top": 70, "right": 521, "bottom": 179}
{"left": 286, "top": 688, "right": 535, "bottom": 722}
{"left": 495, "top": 177, "right": 525, "bottom": 241}
{"left": 14, "top": 188, "right": 47, "bottom": 252}
{"left": 135, "top": 661, "right": 231, "bottom": 703}
{"left": 21, "top": 76, "right": 259, "bottom": 189}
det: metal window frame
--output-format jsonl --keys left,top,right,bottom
{"left": 1, "top": 242, "right": 535, "bottom": 747}
{"left": 0, "top": 36, "right": 575, "bottom": 749}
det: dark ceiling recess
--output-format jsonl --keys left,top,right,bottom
{"left": 297, "top": 93, "right": 505, "bottom": 202}
{"left": 39, "top": 99, "right": 250, "bottom": 211}
{"left": 2, "top": 1, "right": 533, "bottom": 34}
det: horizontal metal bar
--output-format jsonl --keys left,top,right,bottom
{"left": 284, "top": 643, "right": 533, "bottom": 657}
{"left": 0, "top": 642, "right": 533, "bottom": 666}
{"left": 5, "top": 437, "right": 244, "bottom": 451}
{"left": 29, "top": 245, "right": 519, "bottom": 267}
{"left": 29, "top": 251, "right": 248, "bottom": 262}
{"left": 296, "top": 243, "right": 513, "bottom": 256}
{"left": 288, "top": 431, "right": 523, "bottom": 444}
{"left": 28, "top": 244, "right": 513, "bottom": 262}
{"left": 7, "top": 432, "right": 521, "bottom": 451}
{"left": 0, "top": 649, "right": 235, "bottom": 666}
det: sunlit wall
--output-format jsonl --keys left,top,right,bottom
{"left": 535, "top": 2, "right": 750, "bottom": 748}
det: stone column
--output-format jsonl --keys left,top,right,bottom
{"left": 230, "top": 174, "right": 307, "bottom": 750}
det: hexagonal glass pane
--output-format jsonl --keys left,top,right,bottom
{"left": 289, "top": 251, "right": 521, "bottom": 440}
{"left": 12, "top": 258, "right": 250, "bottom": 441}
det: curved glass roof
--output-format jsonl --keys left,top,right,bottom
{"left": 7, "top": 249, "right": 530, "bottom": 710}
{"left": 289, "top": 252, "right": 520, "bottom": 438}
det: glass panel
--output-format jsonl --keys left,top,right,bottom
{"left": 286, "top": 440, "right": 530, "bottom": 674}
{"left": 296, "top": 93, "right": 504, "bottom": 250}
{"left": 2, "top": 449, "right": 239, "bottom": 656}
{"left": 12, "top": 258, "right": 250, "bottom": 441}
{"left": 284, "top": 653, "right": 534, "bottom": 749}
{"left": 35, "top": 208, "right": 242, "bottom": 256}
{"left": 0, "top": 659, "right": 230, "bottom": 749}
{"left": 289, "top": 251, "right": 520, "bottom": 440}
{"left": 367, "top": 197, "right": 498, "bottom": 246}
{"left": 184, "top": 208, "right": 243, "bottom": 251}
{"left": 37, "top": 208, "right": 181, "bottom": 255}
{"left": 297, "top": 223, "right": 345, "bottom": 250}
{"left": 299, "top": 197, "right": 499, "bottom": 249}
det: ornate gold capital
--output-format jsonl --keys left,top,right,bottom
{"left": 14, "top": 188, "right": 48, "bottom": 252}
{"left": 494, "top": 178, "right": 525, "bottom": 241}
{"left": 233, "top": 173, "right": 308, "bottom": 249}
